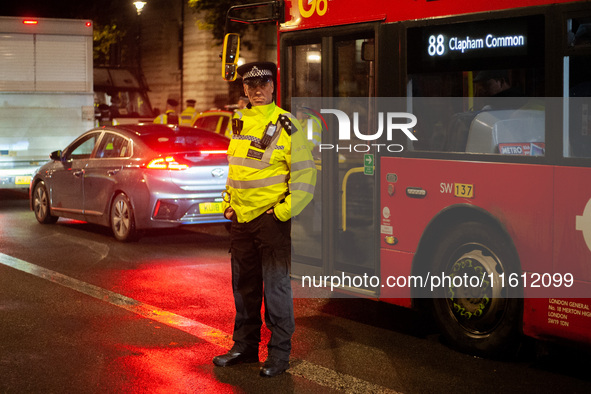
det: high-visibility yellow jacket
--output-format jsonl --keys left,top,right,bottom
{"left": 179, "top": 107, "right": 197, "bottom": 126}
{"left": 222, "top": 102, "right": 316, "bottom": 223}
{"left": 153, "top": 110, "right": 178, "bottom": 125}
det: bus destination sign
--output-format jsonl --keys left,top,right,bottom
{"left": 407, "top": 15, "right": 543, "bottom": 73}
{"left": 427, "top": 31, "right": 526, "bottom": 58}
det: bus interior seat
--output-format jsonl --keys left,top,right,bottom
{"left": 465, "top": 110, "right": 545, "bottom": 154}
{"left": 573, "top": 23, "right": 591, "bottom": 46}
{"left": 443, "top": 111, "right": 481, "bottom": 152}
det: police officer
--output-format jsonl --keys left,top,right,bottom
{"left": 179, "top": 99, "right": 197, "bottom": 126}
{"left": 153, "top": 98, "right": 179, "bottom": 125}
{"left": 213, "top": 62, "right": 316, "bottom": 377}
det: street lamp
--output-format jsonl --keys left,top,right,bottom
{"left": 133, "top": 1, "right": 147, "bottom": 73}
{"left": 133, "top": 1, "right": 147, "bottom": 15}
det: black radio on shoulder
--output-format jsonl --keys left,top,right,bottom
{"left": 232, "top": 118, "right": 243, "bottom": 135}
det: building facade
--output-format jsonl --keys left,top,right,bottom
{"left": 138, "top": 0, "right": 276, "bottom": 115}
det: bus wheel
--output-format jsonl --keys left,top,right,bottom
{"left": 110, "top": 193, "right": 139, "bottom": 242}
{"left": 428, "top": 221, "right": 522, "bottom": 358}
{"left": 33, "top": 181, "right": 58, "bottom": 224}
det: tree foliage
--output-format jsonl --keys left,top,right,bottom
{"left": 187, "top": 0, "right": 260, "bottom": 45}
{"left": 93, "top": 23, "right": 127, "bottom": 65}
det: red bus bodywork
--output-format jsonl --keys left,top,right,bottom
{"left": 272, "top": 0, "right": 591, "bottom": 352}
{"left": 280, "top": 0, "right": 578, "bottom": 31}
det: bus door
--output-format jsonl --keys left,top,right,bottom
{"left": 284, "top": 27, "right": 380, "bottom": 296}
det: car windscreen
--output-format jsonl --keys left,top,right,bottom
{"left": 139, "top": 129, "right": 229, "bottom": 153}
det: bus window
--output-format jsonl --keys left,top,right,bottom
{"left": 567, "top": 16, "right": 591, "bottom": 48}
{"left": 565, "top": 16, "right": 591, "bottom": 158}
{"left": 410, "top": 70, "right": 545, "bottom": 155}
{"left": 333, "top": 35, "right": 377, "bottom": 280}
{"left": 407, "top": 16, "right": 546, "bottom": 155}
{"left": 286, "top": 42, "right": 322, "bottom": 104}
{"left": 333, "top": 36, "right": 375, "bottom": 154}
{"left": 286, "top": 42, "right": 323, "bottom": 266}
{"left": 334, "top": 38, "right": 374, "bottom": 98}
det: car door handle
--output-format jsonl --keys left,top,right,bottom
{"left": 72, "top": 170, "right": 84, "bottom": 177}
{"left": 107, "top": 169, "right": 120, "bottom": 176}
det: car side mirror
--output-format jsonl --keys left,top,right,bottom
{"left": 222, "top": 33, "right": 240, "bottom": 81}
{"left": 50, "top": 150, "right": 62, "bottom": 161}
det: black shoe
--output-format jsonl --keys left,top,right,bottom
{"left": 213, "top": 349, "right": 258, "bottom": 367}
{"left": 260, "top": 356, "right": 290, "bottom": 377}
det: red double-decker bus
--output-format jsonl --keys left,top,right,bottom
{"left": 223, "top": 0, "right": 591, "bottom": 357}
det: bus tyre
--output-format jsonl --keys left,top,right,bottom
{"left": 428, "top": 221, "right": 523, "bottom": 358}
{"left": 33, "top": 181, "right": 58, "bottom": 224}
{"left": 110, "top": 193, "right": 139, "bottom": 242}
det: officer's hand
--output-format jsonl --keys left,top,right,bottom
{"left": 266, "top": 208, "right": 279, "bottom": 221}
{"left": 224, "top": 207, "right": 235, "bottom": 220}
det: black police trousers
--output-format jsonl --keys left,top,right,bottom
{"left": 230, "top": 211, "right": 294, "bottom": 361}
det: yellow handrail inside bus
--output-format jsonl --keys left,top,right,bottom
{"left": 341, "top": 167, "right": 364, "bottom": 232}
{"left": 468, "top": 71, "right": 474, "bottom": 111}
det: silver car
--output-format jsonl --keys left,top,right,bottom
{"left": 30, "top": 124, "right": 230, "bottom": 241}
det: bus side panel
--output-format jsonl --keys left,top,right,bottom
{"left": 554, "top": 166, "right": 591, "bottom": 284}
{"left": 380, "top": 157, "right": 554, "bottom": 276}
{"left": 521, "top": 166, "right": 591, "bottom": 345}
{"left": 379, "top": 248, "right": 413, "bottom": 307}
{"left": 283, "top": 0, "right": 578, "bottom": 30}
{"left": 523, "top": 297, "right": 591, "bottom": 345}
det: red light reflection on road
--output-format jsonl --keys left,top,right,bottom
{"left": 105, "top": 345, "right": 239, "bottom": 393}
{"left": 96, "top": 256, "right": 273, "bottom": 371}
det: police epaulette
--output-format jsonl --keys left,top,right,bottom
{"left": 278, "top": 114, "right": 292, "bottom": 136}
{"left": 232, "top": 118, "right": 243, "bottom": 135}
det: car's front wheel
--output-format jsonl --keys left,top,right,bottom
{"left": 33, "top": 181, "right": 58, "bottom": 224}
{"left": 110, "top": 193, "right": 139, "bottom": 242}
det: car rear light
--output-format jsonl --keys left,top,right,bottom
{"left": 200, "top": 150, "right": 228, "bottom": 155}
{"left": 153, "top": 200, "right": 178, "bottom": 219}
{"left": 146, "top": 156, "right": 189, "bottom": 170}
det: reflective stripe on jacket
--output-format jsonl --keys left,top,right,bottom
{"left": 222, "top": 102, "right": 316, "bottom": 223}
{"left": 153, "top": 110, "right": 178, "bottom": 125}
